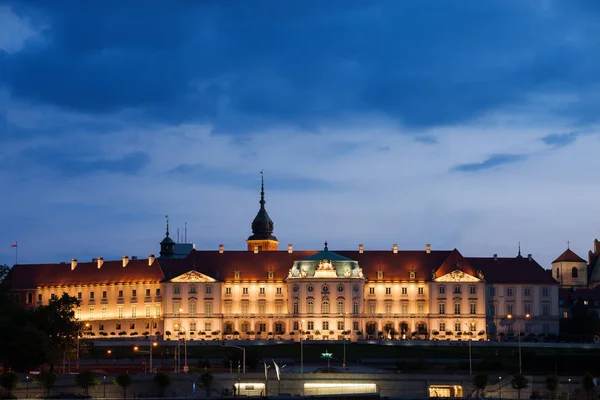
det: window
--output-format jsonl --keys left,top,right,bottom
{"left": 556, "top": 269, "right": 560, "bottom": 279}
{"left": 507, "top": 288, "right": 513, "bottom": 296}
{"left": 102, "top": 307, "right": 107, "bottom": 319}
{"left": 369, "top": 303, "right": 376, "bottom": 315}
{"left": 90, "top": 292, "right": 95, "bottom": 299}
{"left": 470, "top": 303, "right": 476, "bottom": 314}
{"left": 542, "top": 304, "right": 550, "bottom": 317}
{"left": 131, "top": 290, "right": 136, "bottom": 298}
{"left": 241, "top": 303, "right": 249, "bottom": 315}
{"left": 386, "top": 287, "right": 392, "bottom": 295}
{"left": 454, "top": 303, "right": 461, "bottom": 314}
{"left": 489, "top": 287, "right": 495, "bottom": 296}
{"left": 293, "top": 301, "right": 299, "bottom": 314}
{"left": 439, "top": 303, "right": 445, "bottom": 314}
{"left": 131, "top": 306, "right": 136, "bottom": 319}
{"left": 77, "top": 292, "right": 82, "bottom": 300}
{"left": 401, "top": 287, "right": 407, "bottom": 295}
{"left": 173, "top": 286, "right": 181, "bottom": 295}
{"left": 204, "top": 322, "right": 212, "bottom": 331}
{"left": 469, "top": 286, "right": 476, "bottom": 295}
{"left": 156, "top": 288, "right": 161, "bottom": 296}
{"left": 190, "top": 322, "right": 197, "bottom": 331}
{"left": 572, "top": 267, "right": 578, "bottom": 278}
{"left": 37, "top": 294, "right": 42, "bottom": 303}
{"left": 353, "top": 285, "right": 359, "bottom": 293}
{"left": 418, "top": 287, "right": 424, "bottom": 295}
{"left": 225, "top": 302, "right": 232, "bottom": 315}
{"left": 186, "top": 285, "right": 195, "bottom": 294}
{"left": 507, "top": 304, "right": 513, "bottom": 315}
{"left": 386, "top": 303, "right": 392, "bottom": 314}
{"left": 259, "top": 323, "right": 266, "bottom": 332}
{"left": 307, "top": 300, "right": 314, "bottom": 314}
{"left": 276, "top": 303, "right": 282, "bottom": 314}
{"left": 542, "top": 287, "right": 549, "bottom": 296}
{"left": 401, "top": 304, "right": 408, "bottom": 314}
{"left": 99, "top": 324, "right": 104, "bottom": 331}
{"left": 563, "top": 311, "right": 569, "bottom": 318}
{"left": 488, "top": 303, "right": 495, "bottom": 316}
{"left": 353, "top": 321, "right": 359, "bottom": 330}
{"left": 470, "top": 322, "right": 476, "bottom": 332}
{"left": 205, "top": 302, "right": 213, "bottom": 317}
{"left": 225, "top": 287, "right": 232, "bottom": 295}
{"left": 118, "top": 306, "right": 123, "bottom": 319}
{"left": 145, "top": 289, "right": 151, "bottom": 297}
{"left": 118, "top": 290, "right": 124, "bottom": 298}
{"left": 322, "top": 321, "right": 329, "bottom": 330}
{"left": 439, "top": 322, "right": 446, "bottom": 331}
{"left": 189, "top": 303, "right": 197, "bottom": 317}
{"left": 338, "top": 284, "right": 344, "bottom": 293}
{"left": 322, "top": 301, "right": 329, "bottom": 314}
{"left": 276, "top": 287, "right": 282, "bottom": 295}
{"left": 417, "top": 303, "right": 424, "bottom": 314}
{"left": 259, "top": 287, "right": 265, "bottom": 295}
{"left": 524, "top": 288, "right": 531, "bottom": 296}
{"left": 307, "top": 285, "right": 314, "bottom": 292}
{"left": 524, "top": 304, "right": 532, "bottom": 315}
{"left": 293, "top": 321, "right": 299, "bottom": 330}
{"left": 439, "top": 286, "right": 446, "bottom": 295}
{"left": 353, "top": 301, "right": 359, "bottom": 314}
{"left": 145, "top": 305, "right": 151, "bottom": 318}
{"left": 337, "top": 320, "right": 345, "bottom": 330}
{"left": 116, "top": 323, "right": 121, "bottom": 330}
{"left": 369, "top": 287, "right": 375, "bottom": 295}
{"left": 454, "top": 286, "right": 461, "bottom": 294}
{"left": 454, "top": 322, "right": 461, "bottom": 332}
{"left": 89, "top": 306, "right": 95, "bottom": 319}
{"left": 205, "top": 286, "right": 212, "bottom": 294}
{"left": 155, "top": 305, "right": 161, "bottom": 317}
{"left": 77, "top": 308, "right": 82, "bottom": 320}
{"left": 337, "top": 301, "right": 344, "bottom": 314}
{"left": 258, "top": 303, "right": 266, "bottom": 314}
{"left": 307, "top": 321, "right": 314, "bottom": 330}
{"left": 242, "top": 287, "right": 249, "bottom": 295}
{"left": 173, "top": 302, "right": 181, "bottom": 316}
{"left": 102, "top": 290, "right": 107, "bottom": 299}
{"left": 274, "top": 322, "right": 284, "bottom": 333}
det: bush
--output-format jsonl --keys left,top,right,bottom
{"left": 75, "top": 371, "right": 99, "bottom": 396}
{"left": 0, "top": 372, "right": 19, "bottom": 397}
{"left": 35, "top": 371, "right": 56, "bottom": 397}
{"left": 113, "top": 374, "right": 132, "bottom": 399}
{"left": 153, "top": 372, "right": 171, "bottom": 397}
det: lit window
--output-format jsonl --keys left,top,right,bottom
{"left": 226, "top": 287, "right": 232, "bottom": 295}
{"left": 353, "top": 301, "right": 359, "bottom": 314}
{"left": 205, "top": 302, "right": 212, "bottom": 317}
{"left": 189, "top": 303, "right": 197, "bottom": 317}
{"left": 454, "top": 303, "right": 461, "bottom": 315}
{"left": 369, "top": 287, "right": 375, "bottom": 295}
{"left": 418, "top": 287, "right": 424, "bottom": 295}
{"left": 145, "top": 305, "right": 151, "bottom": 318}
{"left": 337, "top": 321, "right": 344, "bottom": 330}
{"left": 470, "top": 303, "right": 476, "bottom": 314}
{"left": 385, "top": 303, "right": 392, "bottom": 314}
{"left": 276, "top": 287, "right": 282, "bottom": 295}
{"left": 259, "top": 287, "right": 265, "bottom": 295}
{"left": 369, "top": 303, "right": 376, "bottom": 315}
{"left": 89, "top": 306, "right": 95, "bottom": 319}
{"left": 242, "top": 287, "right": 249, "bottom": 295}
{"left": 469, "top": 286, "right": 476, "bottom": 295}
{"left": 322, "top": 321, "right": 329, "bottom": 330}
{"left": 439, "top": 303, "right": 445, "bottom": 314}
{"left": 131, "top": 306, "right": 136, "bottom": 319}
{"left": 307, "top": 300, "right": 314, "bottom": 314}
{"left": 401, "top": 287, "right": 407, "bottom": 295}
{"left": 205, "top": 286, "right": 212, "bottom": 295}
{"left": 293, "top": 301, "right": 299, "bottom": 314}
{"left": 417, "top": 303, "right": 424, "bottom": 314}
{"left": 338, "top": 301, "right": 344, "bottom": 314}
{"left": 118, "top": 306, "right": 123, "bottom": 319}
{"left": 439, "top": 286, "right": 445, "bottom": 295}
{"left": 173, "top": 286, "right": 181, "bottom": 295}
{"left": 258, "top": 303, "right": 266, "bottom": 314}
{"left": 386, "top": 287, "right": 392, "bottom": 295}
{"left": 322, "top": 301, "right": 329, "bottom": 314}
{"left": 205, "top": 322, "right": 211, "bottom": 331}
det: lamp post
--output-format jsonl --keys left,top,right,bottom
{"left": 499, "top": 376, "right": 502, "bottom": 399}
{"left": 221, "top": 343, "right": 246, "bottom": 374}
{"left": 103, "top": 376, "right": 106, "bottom": 399}
{"left": 149, "top": 318, "right": 153, "bottom": 374}
{"left": 300, "top": 320, "right": 305, "bottom": 374}
{"left": 464, "top": 323, "right": 472, "bottom": 375}
{"left": 507, "top": 313, "right": 530, "bottom": 375}
{"left": 26, "top": 376, "right": 29, "bottom": 399}
{"left": 568, "top": 378, "right": 571, "bottom": 400}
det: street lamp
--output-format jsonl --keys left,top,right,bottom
{"left": 499, "top": 376, "right": 502, "bottom": 399}
{"left": 568, "top": 378, "right": 572, "bottom": 400}
{"left": 464, "top": 323, "right": 472, "bottom": 375}
{"left": 103, "top": 376, "right": 106, "bottom": 399}
{"left": 507, "top": 313, "right": 530, "bottom": 375}
{"left": 300, "top": 319, "right": 305, "bottom": 374}
{"left": 26, "top": 376, "right": 29, "bottom": 399}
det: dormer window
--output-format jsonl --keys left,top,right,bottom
{"left": 409, "top": 271, "right": 416, "bottom": 280}
{"left": 377, "top": 270, "right": 384, "bottom": 279}
{"left": 234, "top": 269, "right": 241, "bottom": 279}
{"left": 268, "top": 270, "right": 274, "bottom": 279}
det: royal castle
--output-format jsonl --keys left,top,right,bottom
{"left": 5, "top": 177, "right": 561, "bottom": 341}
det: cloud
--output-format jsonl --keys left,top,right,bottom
{"left": 414, "top": 135, "right": 438, "bottom": 144}
{"left": 0, "top": 6, "right": 39, "bottom": 53}
{"left": 541, "top": 132, "right": 580, "bottom": 148}
{"left": 451, "top": 154, "right": 527, "bottom": 172}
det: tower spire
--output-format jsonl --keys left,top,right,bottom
{"left": 165, "top": 215, "right": 170, "bottom": 237}
{"left": 246, "top": 170, "right": 279, "bottom": 251}
{"left": 516, "top": 242, "right": 523, "bottom": 259}
{"left": 260, "top": 170, "right": 265, "bottom": 209}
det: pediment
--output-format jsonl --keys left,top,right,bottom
{"left": 434, "top": 270, "right": 481, "bottom": 283}
{"left": 170, "top": 270, "right": 216, "bottom": 283}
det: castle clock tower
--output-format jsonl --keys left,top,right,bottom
{"left": 246, "top": 172, "right": 279, "bottom": 251}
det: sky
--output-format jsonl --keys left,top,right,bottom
{"left": 1, "top": 1, "right": 599, "bottom": 268}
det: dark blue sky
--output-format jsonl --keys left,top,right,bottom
{"left": 1, "top": 1, "right": 599, "bottom": 267}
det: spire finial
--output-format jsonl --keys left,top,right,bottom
{"left": 165, "top": 215, "right": 170, "bottom": 237}
{"left": 260, "top": 170, "right": 265, "bottom": 209}
{"left": 518, "top": 242, "right": 521, "bottom": 256}
{"left": 567, "top": 240, "right": 570, "bottom": 249}
{"left": 324, "top": 241, "right": 328, "bottom": 251}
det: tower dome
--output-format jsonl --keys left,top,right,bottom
{"left": 246, "top": 172, "right": 279, "bottom": 251}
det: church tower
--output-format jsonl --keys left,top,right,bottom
{"left": 159, "top": 215, "right": 176, "bottom": 258}
{"left": 246, "top": 172, "right": 279, "bottom": 251}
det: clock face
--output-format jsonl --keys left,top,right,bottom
{"left": 293, "top": 284, "right": 299, "bottom": 292}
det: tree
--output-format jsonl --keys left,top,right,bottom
{"left": 199, "top": 372, "right": 214, "bottom": 396}
{"left": 511, "top": 374, "right": 529, "bottom": 399}
{"left": 35, "top": 371, "right": 57, "bottom": 397}
{"left": 0, "top": 372, "right": 19, "bottom": 398}
{"left": 582, "top": 373, "right": 595, "bottom": 400}
{"left": 546, "top": 376, "right": 560, "bottom": 400}
{"left": 153, "top": 372, "right": 171, "bottom": 397}
{"left": 0, "top": 264, "right": 10, "bottom": 286}
{"left": 113, "top": 374, "right": 132, "bottom": 399}
{"left": 474, "top": 374, "right": 489, "bottom": 397}
{"left": 76, "top": 371, "right": 100, "bottom": 396}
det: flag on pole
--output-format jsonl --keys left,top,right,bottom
{"left": 11, "top": 243, "right": 17, "bottom": 247}
{"left": 272, "top": 359, "right": 281, "bottom": 381}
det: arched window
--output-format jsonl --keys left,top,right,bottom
{"left": 292, "top": 301, "right": 299, "bottom": 314}
{"left": 572, "top": 267, "right": 578, "bottom": 278}
{"left": 322, "top": 300, "right": 329, "bottom": 314}
{"left": 337, "top": 300, "right": 344, "bottom": 314}
{"left": 224, "top": 321, "right": 233, "bottom": 334}
{"left": 556, "top": 269, "right": 560, "bottom": 279}
{"left": 353, "top": 300, "right": 359, "bottom": 314}
{"left": 307, "top": 300, "right": 314, "bottom": 314}
{"left": 27, "top": 292, "right": 33, "bottom": 304}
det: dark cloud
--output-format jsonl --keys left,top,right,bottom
{"left": 541, "top": 132, "right": 580, "bottom": 148}
{"left": 451, "top": 154, "right": 526, "bottom": 173}
{"left": 2, "top": 1, "right": 599, "bottom": 133}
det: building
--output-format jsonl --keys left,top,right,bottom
{"left": 4, "top": 177, "right": 560, "bottom": 340}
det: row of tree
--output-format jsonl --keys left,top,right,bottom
{"left": 473, "top": 373, "right": 596, "bottom": 399}
{"left": 0, "top": 371, "right": 215, "bottom": 399}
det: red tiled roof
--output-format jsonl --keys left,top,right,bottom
{"left": 467, "top": 257, "right": 558, "bottom": 285}
{"left": 8, "top": 259, "right": 165, "bottom": 289}
{"left": 552, "top": 248, "right": 586, "bottom": 264}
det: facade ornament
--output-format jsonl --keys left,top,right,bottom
{"left": 288, "top": 265, "right": 301, "bottom": 278}
{"left": 344, "top": 267, "right": 351, "bottom": 278}
{"left": 318, "top": 259, "right": 335, "bottom": 271}
{"left": 300, "top": 270, "right": 307, "bottom": 278}
{"left": 351, "top": 267, "right": 364, "bottom": 278}
{"left": 477, "top": 269, "right": 485, "bottom": 280}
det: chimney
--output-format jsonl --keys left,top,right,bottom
{"left": 148, "top": 254, "right": 155, "bottom": 266}
{"left": 528, "top": 254, "right": 532, "bottom": 262}
{"left": 122, "top": 256, "right": 129, "bottom": 267}
{"left": 288, "top": 244, "right": 293, "bottom": 253}
{"left": 359, "top": 244, "right": 364, "bottom": 254}
{"left": 97, "top": 257, "right": 104, "bottom": 269}
{"left": 493, "top": 254, "right": 498, "bottom": 261}
{"left": 595, "top": 239, "right": 599, "bottom": 254}
{"left": 254, "top": 245, "right": 259, "bottom": 254}
{"left": 393, "top": 244, "right": 398, "bottom": 254}
{"left": 71, "top": 258, "right": 78, "bottom": 270}
{"left": 426, "top": 244, "right": 431, "bottom": 254}
{"left": 219, "top": 244, "right": 224, "bottom": 254}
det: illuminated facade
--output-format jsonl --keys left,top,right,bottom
{"left": 5, "top": 178, "right": 560, "bottom": 340}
